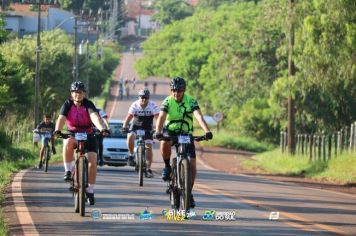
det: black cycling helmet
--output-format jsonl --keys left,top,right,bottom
{"left": 138, "top": 88, "right": 150, "bottom": 97}
{"left": 70, "top": 81, "right": 86, "bottom": 92}
{"left": 170, "top": 76, "right": 186, "bottom": 91}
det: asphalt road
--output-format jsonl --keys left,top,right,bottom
{"left": 4, "top": 52, "right": 356, "bottom": 236}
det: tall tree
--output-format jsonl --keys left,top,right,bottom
{"left": 151, "top": 0, "right": 194, "bottom": 26}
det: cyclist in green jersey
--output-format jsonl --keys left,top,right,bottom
{"left": 154, "top": 77, "right": 213, "bottom": 208}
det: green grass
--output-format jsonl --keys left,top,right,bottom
{"left": 243, "top": 149, "right": 356, "bottom": 184}
{"left": 0, "top": 140, "right": 63, "bottom": 235}
{"left": 194, "top": 127, "right": 274, "bottom": 153}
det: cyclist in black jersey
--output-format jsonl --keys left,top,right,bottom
{"left": 34, "top": 114, "right": 56, "bottom": 169}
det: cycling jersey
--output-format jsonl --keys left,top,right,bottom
{"left": 160, "top": 94, "right": 199, "bottom": 134}
{"left": 128, "top": 100, "right": 160, "bottom": 131}
{"left": 59, "top": 98, "right": 98, "bottom": 133}
{"left": 36, "top": 122, "right": 55, "bottom": 133}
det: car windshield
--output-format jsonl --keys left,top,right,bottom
{"left": 108, "top": 122, "right": 126, "bottom": 138}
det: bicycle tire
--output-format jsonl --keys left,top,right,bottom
{"left": 43, "top": 146, "right": 49, "bottom": 173}
{"left": 137, "top": 144, "right": 145, "bottom": 186}
{"left": 78, "top": 156, "right": 86, "bottom": 216}
{"left": 180, "top": 158, "right": 191, "bottom": 212}
{"left": 74, "top": 160, "right": 79, "bottom": 213}
{"left": 170, "top": 162, "right": 180, "bottom": 210}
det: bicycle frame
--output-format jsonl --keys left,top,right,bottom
{"left": 160, "top": 134, "right": 207, "bottom": 212}
{"left": 36, "top": 131, "right": 53, "bottom": 172}
{"left": 58, "top": 132, "right": 91, "bottom": 217}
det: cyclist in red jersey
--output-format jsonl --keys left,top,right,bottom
{"left": 54, "top": 81, "right": 109, "bottom": 205}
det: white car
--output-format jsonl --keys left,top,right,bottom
{"left": 102, "top": 120, "right": 129, "bottom": 166}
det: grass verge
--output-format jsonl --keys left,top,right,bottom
{"left": 194, "top": 127, "right": 274, "bottom": 153}
{"left": 0, "top": 141, "right": 62, "bottom": 235}
{"left": 243, "top": 149, "right": 356, "bottom": 184}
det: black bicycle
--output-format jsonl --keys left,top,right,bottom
{"left": 57, "top": 132, "right": 97, "bottom": 216}
{"left": 34, "top": 130, "right": 53, "bottom": 173}
{"left": 158, "top": 134, "right": 208, "bottom": 213}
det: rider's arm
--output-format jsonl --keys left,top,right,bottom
{"left": 103, "top": 117, "right": 110, "bottom": 130}
{"left": 123, "top": 113, "right": 134, "bottom": 128}
{"left": 193, "top": 109, "right": 211, "bottom": 133}
{"left": 55, "top": 115, "right": 67, "bottom": 131}
{"left": 155, "top": 111, "right": 167, "bottom": 133}
{"left": 90, "top": 112, "right": 105, "bottom": 131}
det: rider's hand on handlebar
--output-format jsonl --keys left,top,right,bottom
{"left": 153, "top": 132, "right": 163, "bottom": 140}
{"left": 53, "top": 130, "right": 62, "bottom": 137}
{"left": 101, "top": 129, "right": 111, "bottom": 137}
{"left": 205, "top": 131, "right": 213, "bottom": 140}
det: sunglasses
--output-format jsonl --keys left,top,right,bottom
{"left": 171, "top": 89, "right": 184, "bottom": 93}
{"left": 140, "top": 96, "right": 149, "bottom": 100}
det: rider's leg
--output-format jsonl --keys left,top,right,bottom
{"left": 161, "top": 140, "right": 172, "bottom": 180}
{"left": 161, "top": 140, "right": 172, "bottom": 165}
{"left": 127, "top": 132, "right": 135, "bottom": 155}
{"left": 63, "top": 137, "right": 75, "bottom": 180}
{"left": 127, "top": 132, "right": 136, "bottom": 166}
{"left": 146, "top": 142, "right": 153, "bottom": 169}
{"left": 87, "top": 151, "right": 97, "bottom": 189}
{"left": 50, "top": 137, "right": 56, "bottom": 154}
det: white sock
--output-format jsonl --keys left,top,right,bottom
{"left": 64, "top": 162, "right": 73, "bottom": 172}
{"left": 86, "top": 184, "right": 94, "bottom": 193}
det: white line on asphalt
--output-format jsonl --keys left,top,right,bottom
{"left": 11, "top": 169, "right": 39, "bottom": 236}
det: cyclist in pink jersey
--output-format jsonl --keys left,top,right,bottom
{"left": 54, "top": 81, "right": 109, "bottom": 205}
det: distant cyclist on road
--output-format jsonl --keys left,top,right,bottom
{"left": 154, "top": 77, "right": 213, "bottom": 208}
{"left": 34, "top": 114, "right": 56, "bottom": 169}
{"left": 54, "top": 81, "right": 110, "bottom": 205}
{"left": 122, "top": 88, "right": 160, "bottom": 178}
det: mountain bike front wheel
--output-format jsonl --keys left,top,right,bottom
{"left": 43, "top": 146, "right": 49, "bottom": 173}
{"left": 179, "top": 158, "right": 192, "bottom": 212}
{"left": 78, "top": 156, "right": 87, "bottom": 216}
{"left": 137, "top": 144, "right": 145, "bottom": 187}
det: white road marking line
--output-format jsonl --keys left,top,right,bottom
{"left": 11, "top": 169, "right": 39, "bottom": 236}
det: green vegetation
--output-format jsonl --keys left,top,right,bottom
{"left": 196, "top": 128, "right": 274, "bottom": 153}
{"left": 0, "top": 29, "right": 119, "bottom": 133}
{"left": 136, "top": 0, "right": 356, "bottom": 143}
{"left": 244, "top": 150, "right": 356, "bottom": 184}
{"left": 0, "top": 130, "right": 63, "bottom": 235}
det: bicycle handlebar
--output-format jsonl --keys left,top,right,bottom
{"left": 156, "top": 134, "right": 208, "bottom": 142}
{"left": 55, "top": 131, "right": 101, "bottom": 139}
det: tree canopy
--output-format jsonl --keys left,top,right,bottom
{"left": 136, "top": 0, "right": 356, "bottom": 142}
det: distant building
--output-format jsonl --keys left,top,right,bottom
{"left": 0, "top": 3, "right": 97, "bottom": 42}
{"left": 122, "top": 0, "right": 158, "bottom": 38}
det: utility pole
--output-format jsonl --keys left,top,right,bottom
{"left": 73, "top": 17, "right": 78, "bottom": 81}
{"left": 288, "top": 0, "right": 296, "bottom": 155}
{"left": 34, "top": 0, "right": 41, "bottom": 127}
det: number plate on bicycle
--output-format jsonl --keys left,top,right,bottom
{"left": 43, "top": 133, "right": 52, "bottom": 139}
{"left": 136, "top": 129, "right": 145, "bottom": 136}
{"left": 75, "top": 132, "right": 87, "bottom": 141}
{"left": 178, "top": 135, "right": 191, "bottom": 144}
